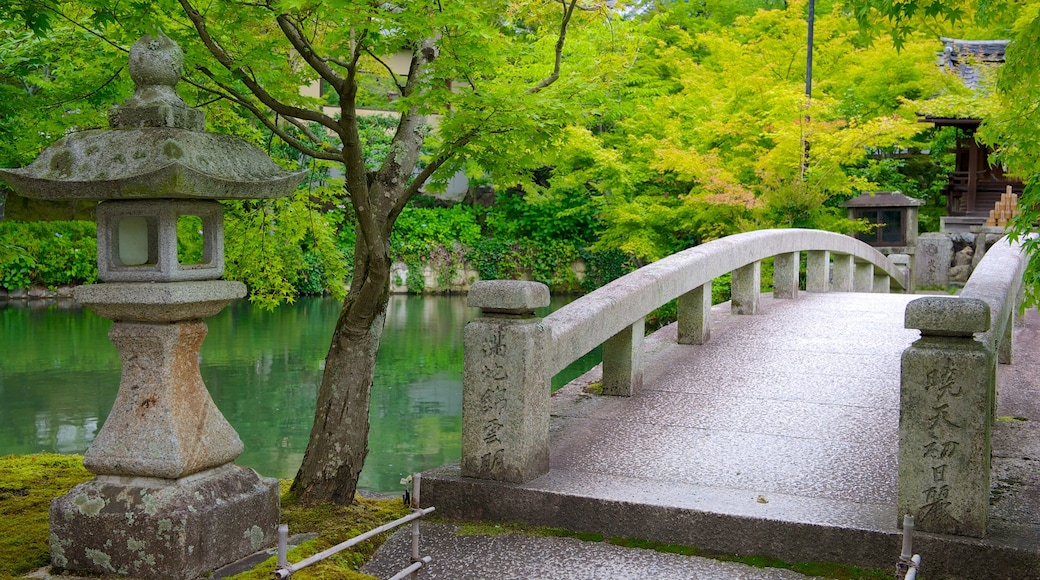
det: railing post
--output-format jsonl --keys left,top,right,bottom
{"left": 832, "top": 254, "right": 854, "bottom": 292}
{"left": 806, "top": 250, "right": 830, "bottom": 293}
{"left": 873, "top": 272, "right": 891, "bottom": 293}
{"left": 678, "top": 283, "right": 712, "bottom": 344}
{"left": 462, "top": 281, "right": 551, "bottom": 483}
{"left": 899, "top": 297, "right": 992, "bottom": 537}
{"left": 889, "top": 254, "right": 912, "bottom": 293}
{"left": 773, "top": 252, "right": 800, "bottom": 299}
{"left": 853, "top": 261, "right": 874, "bottom": 292}
{"left": 999, "top": 312, "right": 1014, "bottom": 365}
{"left": 602, "top": 318, "right": 644, "bottom": 396}
{"left": 731, "top": 260, "right": 761, "bottom": 314}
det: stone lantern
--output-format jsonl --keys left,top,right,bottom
{"left": 842, "top": 190, "right": 923, "bottom": 250}
{"left": 0, "top": 34, "right": 304, "bottom": 579}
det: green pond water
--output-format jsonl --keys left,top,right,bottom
{"left": 0, "top": 295, "right": 599, "bottom": 492}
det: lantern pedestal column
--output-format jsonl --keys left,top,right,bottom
{"left": 47, "top": 281, "right": 280, "bottom": 580}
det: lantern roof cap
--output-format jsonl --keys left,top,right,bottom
{"left": 0, "top": 34, "right": 305, "bottom": 201}
{"left": 842, "top": 190, "right": 924, "bottom": 208}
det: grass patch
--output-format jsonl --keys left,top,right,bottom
{"left": 0, "top": 454, "right": 410, "bottom": 580}
{"left": 996, "top": 415, "right": 1029, "bottom": 423}
{"left": 583, "top": 381, "right": 604, "bottom": 395}
{"left": 232, "top": 491, "right": 410, "bottom": 580}
{"left": 915, "top": 284, "right": 960, "bottom": 294}
{"left": 609, "top": 536, "right": 891, "bottom": 579}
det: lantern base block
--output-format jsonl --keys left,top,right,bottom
{"left": 49, "top": 464, "right": 279, "bottom": 580}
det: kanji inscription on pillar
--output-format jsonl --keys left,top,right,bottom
{"left": 899, "top": 340, "right": 991, "bottom": 537}
{"left": 462, "top": 311, "right": 551, "bottom": 483}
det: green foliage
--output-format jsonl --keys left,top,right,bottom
{"left": 405, "top": 260, "right": 426, "bottom": 294}
{"left": 391, "top": 205, "right": 482, "bottom": 261}
{"left": 467, "top": 237, "right": 582, "bottom": 292}
{"left": 484, "top": 173, "right": 603, "bottom": 246}
{"left": 176, "top": 214, "right": 204, "bottom": 264}
{"left": 222, "top": 191, "right": 348, "bottom": 308}
{"left": 0, "top": 12, "right": 130, "bottom": 170}
{"left": 578, "top": 248, "right": 633, "bottom": 292}
{"left": 0, "top": 220, "right": 98, "bottom": 290}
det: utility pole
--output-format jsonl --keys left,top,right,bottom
{"left": 801, "top": 0, "right": 815, "bottom": 181}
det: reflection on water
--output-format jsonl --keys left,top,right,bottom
{"left": 0, "top": 294, "right": 599, "bottom": 492}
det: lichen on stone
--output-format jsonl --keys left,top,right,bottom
{"left": 50, "top": 533, "right": 68, "bottom": 568}
{"left": 73, "top": 493, "right": 106, "bottom": 516}
{"left": 140, "top": 491, "right": 160, "bottom": 515}
{"left": 85, "top": 547, "right": 116, "bottom": 572}
{"left": 244, "top": 525, "right": 265, "bottom": 551}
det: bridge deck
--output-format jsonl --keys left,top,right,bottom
{"left": 424, "top": 292, "right": 1040, "bottom": 577}
{"left": 548, "top": 292, "right": 914, "bottom": 532}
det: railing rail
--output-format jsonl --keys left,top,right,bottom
{"left": 274, "top": 473, "right": 434, "bottom": 579}
{"left": 543, "top": 228, "right": 909, "bottom": 377}
{"left": 960, "top": 235, "right": 1029, "bottom": 361}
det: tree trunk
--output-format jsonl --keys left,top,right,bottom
{"left": 290, "top": 235, "right": 391, "bottom": 504}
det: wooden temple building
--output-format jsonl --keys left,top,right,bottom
{"left": 921, "top": 38, "right": 1023, "bottom": 223}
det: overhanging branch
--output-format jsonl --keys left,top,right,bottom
{"left": 528, "top": 0, "right": 580, "bottom": 94}
{"left": 184, "top": 73, "right": 343, "bottom": 162}
{"left": 178, "top": 0, "right": 342, "bottom": 135}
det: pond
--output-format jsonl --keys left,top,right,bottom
{"left": 0, "top": 295, "right": 600, "bottom": 492}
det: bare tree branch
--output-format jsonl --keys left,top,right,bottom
{"left": 280, "top": 114, "right": 333, "bottom": 149}
{"left": 363, "top": 48, "right": 407, "bottom": 93}
{"left": 43, "top": 66, "right": 125, "bottom": 109}
{"left": 528, "top": 0, "right": 580, "bottom": 94}
{"left": 178, "top": 0, "right": 342, "bottom": 135}
{"left": 391, "top": 133, "right": 472, "bottom": 219}
{"left": 40, "top": 3, "right": 128, "bottom": 53}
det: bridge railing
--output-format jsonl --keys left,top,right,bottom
{"left": 461, "top": 228, "right": 909, "bottom": 484}
{"left": 898, "top": 235, "right": 1028, "bottom": 539}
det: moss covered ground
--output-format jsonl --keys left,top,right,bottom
{"left": 0, "top": 454, "right": 409, "bottom": 580}
{"left": 0, "top": 454, "right": 93, "bottom": 578}
{"left": 4, "top": 453, "right": 891, "bottom": 580}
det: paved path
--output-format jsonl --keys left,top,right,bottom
{"left": 413, "top": 292, "right": 1040, "bottom": 579}
{"left": 363, "top": 521, "right": 825, "bottom": 579}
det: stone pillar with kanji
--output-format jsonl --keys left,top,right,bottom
{"left": 899, "top": 296, "right": 993, "bottom": 537}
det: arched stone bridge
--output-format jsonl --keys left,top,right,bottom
{"left": 422, "top": 228, "right": 1039, "bottom": 579}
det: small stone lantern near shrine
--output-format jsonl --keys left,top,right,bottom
{"left": 843, "top": 191, "right": 922, "bottom": 290}
{"left": 842, "top": 190, "right": 923, "bottom": 250}
{"left": 0, "top": 35, "right": 304, "bottom": 579}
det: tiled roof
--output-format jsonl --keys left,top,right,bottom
{"left": 940, "top": 37, "right": 1009, "bottom": 90}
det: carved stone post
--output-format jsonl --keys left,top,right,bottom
{"left": 832, "top": 254, "right": 854, "bottom": 292}
{"left": 462, "top": 281, "right": 551, "bottom": 483}
{"left": 731, "top": 261, "right": 761, "bottom": 314}
{"left": 773, "top": 252, "right": 800, "bottom": 299}
{"left": 806, "top": 250, "right": 830, "bottom": 293}
{"left": 678, "top": 283, "right": 712, "bottom": 344}
{"left": 899, "top": 297, "right": 993, "bottom": 537}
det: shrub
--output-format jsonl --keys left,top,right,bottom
{"left": 0, "top": 221, "right": 99, "bottom": 290}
